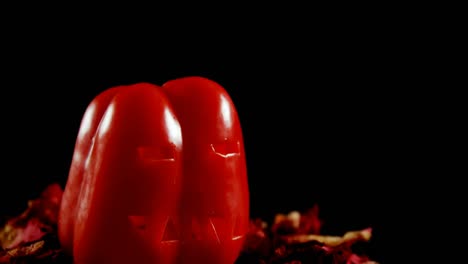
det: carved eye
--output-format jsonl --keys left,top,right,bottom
{"left": 137, "top": 144, "right": 176, "bottom": 162}
{"left": 210, "top": 140, "right": 240, "bottom": 158}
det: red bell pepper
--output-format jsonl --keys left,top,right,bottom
{"left": 58, "top": 77, "right": 250, "bottom": 264}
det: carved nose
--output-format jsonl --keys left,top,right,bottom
{"left": 128, "top": 216, "right": 180, "bottom": 243}
{"left": 161, "top": 218, "right": 179, "bottom": 243}
{"left": 190, "top": 215, "right": 244, "bottom": 243}
{"left": 190, "top": 217, "right": 221, "bottom": 243}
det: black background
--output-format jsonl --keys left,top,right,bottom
{"left": 0, "top": 15, "right": 441, "bottom": 263}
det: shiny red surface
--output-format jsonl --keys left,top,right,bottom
{"left": 58, "top": 77, "right": 249, "bottom": 264}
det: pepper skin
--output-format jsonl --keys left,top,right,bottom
{"left": 162, "top": 77, "right": 250, "bottom": 264}
{"left": 58, "top": 77, "right": 249, "bottom": 264}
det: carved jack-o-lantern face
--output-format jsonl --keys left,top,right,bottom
{"left": 58, "top": 77, "right": 249, "bottom": 264}
{"left": 162, "top": 78, "right": 249, "bottom": 264}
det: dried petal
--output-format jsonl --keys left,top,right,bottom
{"left": 298, "top": 204, "right": 322, "bottom": 235}
{"left": 0, "top": 183, "right": 63, "bottom": 251}
{"left": 282, "top": 228, "right": 372, "bottom": 247}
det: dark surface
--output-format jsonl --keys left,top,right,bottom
{"left": 1, "top": 23, "right": 436, "bottom": 263}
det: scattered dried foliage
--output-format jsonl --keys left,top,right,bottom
{"left": 1, "top": 184, "right": 377, "bottom": 263}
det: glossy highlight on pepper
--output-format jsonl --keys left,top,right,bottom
{"left": 58, "top": 77, "right": 250, "bottom": 264}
